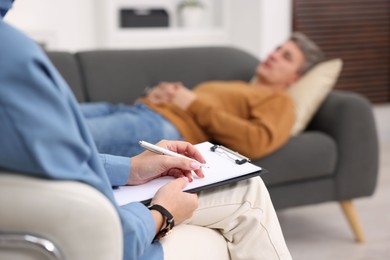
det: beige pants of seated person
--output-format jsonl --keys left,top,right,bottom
{"left": 161, "top": 177, "right": 292, "bottom": 260}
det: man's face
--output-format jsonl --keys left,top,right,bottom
{"left": 255, "top": 40, "right": 305, "bottom": 89}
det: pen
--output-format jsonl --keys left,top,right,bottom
{"left": 138, "top": 140, "right": 210, "bottom": 168}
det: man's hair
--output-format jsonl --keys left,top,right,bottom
{"left": 290, "top": 32, "right": 325, "bottom": 74}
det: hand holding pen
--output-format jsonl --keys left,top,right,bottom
{"left": 128, "top": 140, "right": 207, "bottom": 185}
{"left": 139, "top": 140, "right": 209, "bottom": 168}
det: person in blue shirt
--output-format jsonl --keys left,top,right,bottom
{"left": 0, "top": 1, "right": 292, "bottom": 259}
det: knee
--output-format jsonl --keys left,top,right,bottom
{"left": 247, "top": 177, "right": 267, "bottom": 194}
{"left": 245, "top": 177, "right": 272, "bottom": 207}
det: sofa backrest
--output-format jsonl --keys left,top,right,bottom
{"left": 46, "top": 51, "right": 86, "bottom": 102}
{"left": 76, "top": 46, "right": 259, "bottom": 104}
{"left": 47, "top": 46, "right": 259, "bottom": 104}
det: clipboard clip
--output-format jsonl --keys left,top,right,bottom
{"left": 210, "top": 145, "right": 251, "bottom": 165}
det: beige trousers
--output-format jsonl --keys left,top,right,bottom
{"left": 161, "top": 177, "right": 292, "bottom": 260}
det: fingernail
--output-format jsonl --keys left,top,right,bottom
{"left": 190, "top": 161, "right": 200, "bottom": 170}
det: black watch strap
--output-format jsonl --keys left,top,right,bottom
{"left": 148, "top": 204, "right": 175, "bottom": 241}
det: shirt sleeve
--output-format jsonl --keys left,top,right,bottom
{"left": 99, "top": 153, "right": 130, "bottom": 186}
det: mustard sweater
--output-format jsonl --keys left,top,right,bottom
{"left": 139, "top": 81, "right": 295, "bottom": 159}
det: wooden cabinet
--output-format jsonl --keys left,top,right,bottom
{"left": 293, "top": 0, "right": 390, "bottom": 103}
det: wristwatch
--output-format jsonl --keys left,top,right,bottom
{"left": 148, "top": 204, "right": 175, "bottom": 241}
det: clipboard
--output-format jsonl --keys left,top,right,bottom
{"left": 113, "top": 142, "right": 266, "bottom": 205}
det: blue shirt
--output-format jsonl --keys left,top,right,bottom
{"left": 0, "top": 19, "right": 163, "bottom": 259}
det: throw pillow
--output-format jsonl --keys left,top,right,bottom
{"left": 288, "top": 58, "right": 343, "bottom": 135}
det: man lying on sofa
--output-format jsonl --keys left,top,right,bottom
{"left": 80, "top": 32, "right": 324, "bottom": 159}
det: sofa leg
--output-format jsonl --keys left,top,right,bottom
{"left": 339, "top": 200, "right": 365, "bottom": 242}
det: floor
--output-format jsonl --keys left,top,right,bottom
{"left": 277, "top": 104, "right": 390, "bottom": 260}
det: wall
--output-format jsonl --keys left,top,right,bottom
{"left": 4, "top": 0, "right": 96, "bottom": 51}
{"left": 229, "top": 0, "right": 292, "bottom": 59}
{"left": 4, "top": 0, "right": 291, "bottom": 58}
{"left": 258, "top": 0, "right": 292, "bottom": 59}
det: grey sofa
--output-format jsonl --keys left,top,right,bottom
{"left": 47, "top": 46, "right": 379, "bottom": 242}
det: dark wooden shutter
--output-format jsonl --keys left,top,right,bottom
{"left": 293, "top": 0, "right": 390, "bottom": 103}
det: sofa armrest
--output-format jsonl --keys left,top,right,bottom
{"left": 0, "top": 173, "right": 123, "bottom": 260}
{"left": 308, "top": 90, "right": 379, "bottom": 199}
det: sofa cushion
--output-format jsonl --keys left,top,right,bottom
{"left": 76, "top": 47, "right": 259, "bottom": 104}
{"left": 256, "top": 132, "right": 337, "bottom": 186}
{"left": 46, "top": 51, "right": 86, "bottom": 102}
{"left": 288, "top": 59, "right": 343, "bottom": 136}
